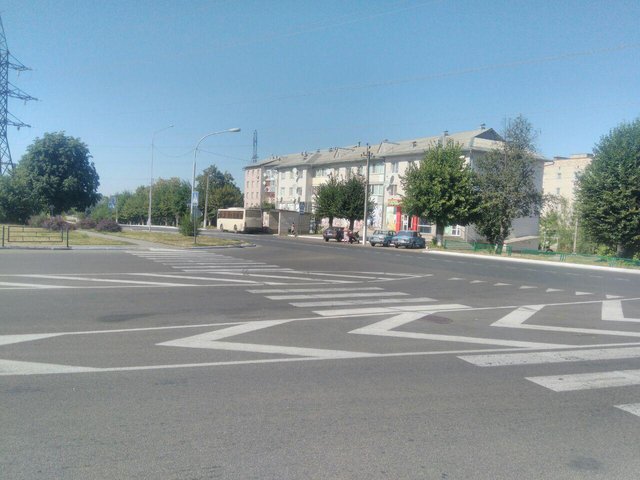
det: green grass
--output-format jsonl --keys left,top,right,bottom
{"left": 111, "top": 230, "right": 243, "bottom": 247}
{"left": 0, "top": 225, "right": 132, "bottom": 246}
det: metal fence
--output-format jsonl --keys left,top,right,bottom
{"left": 2, "top": 226, "right": 69, "bottom": 247}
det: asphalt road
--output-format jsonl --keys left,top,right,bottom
{"left": 2, "top": 235, "right": 640, "bottom": 479}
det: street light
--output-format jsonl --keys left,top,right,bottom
{"left": 148, "top": 124, "right": 174, "bottom": 231}
{"left": 191, "top": 128, "right": 241, "bottom": 242}
{"left": 362, "top": 144, "right": 372, "bottom": 246}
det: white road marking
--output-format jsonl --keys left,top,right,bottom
{"left": 217, "top": 272, "right": 353, "bottom": 283}
{"left": 546, "top": 288, "right": 564, "bottom": 293}
{"left": 575, "top": 291, "right": 593, "bottom": 296}
{"left": 602, "top": 300, "right": 640, "bottom": 323}
{"left": 0, "top": 281, "right": 71, "bottom": 289}
{"left": 0, "top": 333, "right": 63, "bottom": 346}
{"left": 448, "top": 277, "right": 465, "bottom": 281}
{"left": 470, "top": 280, "right": 486, "bottom": 284}
{"left": 314, "top": 303, "right": 468, "bottom": 317}
{"left": 494, "top": 283, "right": 511, "bottom": 286}
{"left": 158, "top": 320, "right": 371, "bottom": 358}
{"left": 616, "top": 403, "right": 640, "bottom": 417}
{"left": 247, "top": 287, "right": 383, "bottom": 294}
{"left": 20, "top": 274, "right": 197, "bottom": 287}
{"left": 519, "top": 285, "right": 537, "bottom": 289}
{"left": 491, "top": 303, "right": 640, "bottom": 339}
{"left": 607, "top": 295, "right": 623, "bottom": 299}
{"left": 289, "top": 297, "right": 436, "bottom": 308}
{"left": 0, "top": 359, "right": 100, "bottom": 376}
{"left": 266, "top": 291, "right": 407, "bottom": 300}
{"left": 527, "top": 369, "right": 640, "bottom": 392}
{"left": 350, "top": 312, "right": 563, "bottom": 348}
{"left": 126, "top": 273, "right": 260, "bottom": 284}
{"left": 459, "top": 346, "right": 640, "bottom": 367}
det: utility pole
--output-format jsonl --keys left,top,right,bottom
{"left": 251, "top": 130, "right": 258, "bottom": 164}
{"left": 361, "top": 144, "right": 371, "bottom": 246}
{"left": 0, "top": 15, "right": 36, "bottom": 175}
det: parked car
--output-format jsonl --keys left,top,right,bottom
{"left": 391, "top": 230, "right": 426, "bottom": 249}
{"left": 369, "top": 230, "right": 396, "bottom": 247}
{"left": 322, "top": 226, "right": 344, "bottom": 242}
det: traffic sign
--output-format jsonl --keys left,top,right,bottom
{"left": 299, "top": 201, "right": 306, "bottom": 214}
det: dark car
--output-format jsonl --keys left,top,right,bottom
{"left": 369, "top": 230, "right": 396, "bottom": 247}
{"left": 322, "top": 226, "right": 344, "bottom": 242}
{"left": 391, "top": 230, "right": 426, "bottom": 249}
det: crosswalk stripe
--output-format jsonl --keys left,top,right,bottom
{"left": 526, "top": 369, "right": 640, "bottom": 392}
{"left": 289, "top": 297, "right": 436, "bottom": 308}
{"left": 247, "top": 287, "right": 383, "bottom": 294}
{"left": 127, "top": 273, "right": 260, "bottom": 284}
{"left": 266, "top": 291, "right": 407, "bottom": 301}
{"left": 459, "top": 346, "right": 640, "bottom": 367}
{"left": 21, "top": 274, "right": 197, "bottom": 287}
{"left": 315, "top": 303, "right": 468, "bottom": 317}
{"left": 0, "top": 281, "right": 71, "bottom": 289}
{"left": 616, "top": 403, "right": 640, "bottom": 417}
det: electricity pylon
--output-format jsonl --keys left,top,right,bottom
{"left": 0, "top": 15, "right": 36, "bottom": 175}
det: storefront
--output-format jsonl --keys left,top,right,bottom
{"left": 386, "top": 197, "right": 419, "bottom": 232}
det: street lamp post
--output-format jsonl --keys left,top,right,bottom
{"left": 362, "top": 144, "right": 372, "bottom": 245}
{"left": 191, "top": 128, "right": 241, "bottom": 243}
{"left": 148, "top": 125, "right": 174, "bottom": 231}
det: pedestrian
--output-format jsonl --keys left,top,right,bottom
{"left": 291, "top": 222, "right": 295, "bottom": 236}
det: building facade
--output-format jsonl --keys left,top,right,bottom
{"left": 542, "top": 153, "right": 593, "bottom": 212}
{"left": 245, "top": 127, "right": 546, "bottom": 245}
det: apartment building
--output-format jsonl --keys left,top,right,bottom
{"left": 244, "top": 127, "right": 545, "bottom": 245}
{"left": 542, "top": 153, "right": 593, "bottom": 211}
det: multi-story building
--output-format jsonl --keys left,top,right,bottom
{"left": 542, "top": 153, "right": 593, "bottom": 212}
{"left": 245, "top": 127, "right": 546, "bottom": 245}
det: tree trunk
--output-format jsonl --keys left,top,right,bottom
{"left": 435, "top": 223, "right": 445, "bottom": 247}
{"left": 616, "top": 244, "right": 631, "bottom": 259}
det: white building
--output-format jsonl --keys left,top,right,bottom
{"left": 245, "top": 127, "right": 545, "bottom": 246}
{"left": 542, "top": 153, "right": 593, "bottom": 212}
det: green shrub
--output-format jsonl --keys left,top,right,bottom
{"left": 77, "top": 217, "right": 97, "bottom": 229}
{"left": 96, "top": 219, "right": 121, "bottom": 232}
{"left": 179, "top": 214, "right": 198, "bottom": 237}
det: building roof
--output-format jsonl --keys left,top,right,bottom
{"left": 246, "top": 127, "right": 507, "bottom": 170}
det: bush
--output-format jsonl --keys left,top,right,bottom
{"left": 179, "top": 214, "right": 198, "bottom": 237}
{"left": 96, "top": 219, "right": 121, "bottom": 232}
{"left": 77, "top": 217, "right": 97, "bottom": 229}
{"left": 42, "top": 216, "right": 75, "bottom": 231}
{"left": 28, "top": 213, "right": 49, "bottom": 228}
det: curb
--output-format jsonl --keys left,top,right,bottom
{"left": 425, "top": 249, "right": 640, "bottom": 275}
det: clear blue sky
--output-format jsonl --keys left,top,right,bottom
{"left": 2, "top": 0, "right": 639, "bottom": 196}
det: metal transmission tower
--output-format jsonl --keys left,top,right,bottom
{"left": 251, "top": 130, "right": 258, "bottom": 164}
{"left": 0, "top": 15, "right": 36, "bottom": 175}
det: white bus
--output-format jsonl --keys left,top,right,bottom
{"left": 216, "top": 208, "right": 263, "bottom": 233}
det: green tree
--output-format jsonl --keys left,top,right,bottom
{"left": 337, "top": 175, "right": 371, "bottom": 230}
{"left": 0, "top": 171, "right": 39, "bottom": 223}
{"left": 119, "top": 187, "right": 148, "bottom": 224}
{"left": 401, "top": 140, "right": 478, "bottom": 246}
{"left": 16, "top": 132, "right": 100, "bottom": 214}
{"left": 314, "top": 174, "right": 342, "bottom": 226}
{"left": 152, "top": 177, "right": 190, "bottom": 226}
{"left": 196, "top": 165, "right": 243, "bottom": 225}
{"left": 474, "top": 116, "right": 543, "bottom": 246}
{"left": 576, "top": 118, "right": 640, "bottom": 257}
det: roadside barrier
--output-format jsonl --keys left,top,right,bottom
{"left": 2, "top": 226, "right": 70, "bottom": 248}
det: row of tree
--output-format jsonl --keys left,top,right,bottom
{"left": 403, "top": 115, "right": 640, "bottom": 258}
{"left": 314, "top": 175, "right": 370, "bottom": 230}
{"left": 0, "top": 131, "right": 244, "bottom": 228}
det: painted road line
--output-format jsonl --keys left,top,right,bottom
{"left": 215, "top": 272, "right": 353, "bottom": 283}
{"left": 491, "top": 305, "right": 546, "bottom": 327}
{"left": 289, "top": 297, "right": 436, "bottom": 308}
{"left": 0, "top": 359, "right": 100, "bottom": 376}
{"left": 0, "top": 333, "right": 63, "bottom": 346}
{"left": 158, "top": 320, "right": 372, "bottom": 359}
{"left": 602, "top": 300, "right": 640, "bottom": 323}
{"left": 247, "top": 287, "right": 384, "bottom": 294}
{"left": 575, "top": 291, "right": 593, "bottom": 296}
{"left": 350, "top": 312, "right": 563, "bottom": 348}
{"left": 126, "top": 273, "right": 261, "bottom": 284}
{"left": 527, "top": 369, "right": 640, "bottom": 392}
{"left": 546, "top": 288, "right": 564, "bottom": 293}
{"left": 494, "top": 283, "right": 511, "bottom": 286}
{"left": 317, "top": 303, "right": 468, "bottom": 317}
{"left": 20, "top": 274, "right": 199, "bottom": 287}
{"left": 458, "top": 346, "right": 640, "bottom": 367}
{"left": 616, "top": 403, "right": 640, "bottom": 417}
{"left": 0, "top": 281, "right": 72, "bottom": 289}
{"left": 267, "top": 291, "right": 408, "bottom": 301}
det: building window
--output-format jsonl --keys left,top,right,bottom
{"left": 370, "top": 162, "right": 384, "bottom": 174}
{"left": 557, "top": 171, "right": 562, "bottom": 179}
{"left": 296, "top": 187, "right": 302, "bottom": 196}
{"left": 390, "top": 162, "right": 398, "bottom": 173}
{"left": 289, "top": 187, "right": 294, "bottom": 196}
{"left": 556, "top": 187, "right": 561, "bottom": 195}
{"left": 279, "top": 187, "right": 285, "bottom": 197}
{"left": 369, "top": 184, "right": 384, "bottom": 196}
{"left": 418, "top": 218, "right": 432, "bottom": 234}
{"left": 388, "top": 184, "right": 397, "bottom": 196}
{"left": 450, "top": 225, "right": 461, "bottom": 236}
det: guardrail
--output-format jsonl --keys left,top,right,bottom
{"left": 2, "top": 226, "right": 69, "bottom": 247}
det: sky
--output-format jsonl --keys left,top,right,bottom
{"left": 1, "top": 0, "right": 639, "bottom": 196}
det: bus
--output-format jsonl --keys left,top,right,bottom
{"left": 216, "top": 208, "right": 263, "bottom": 233}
